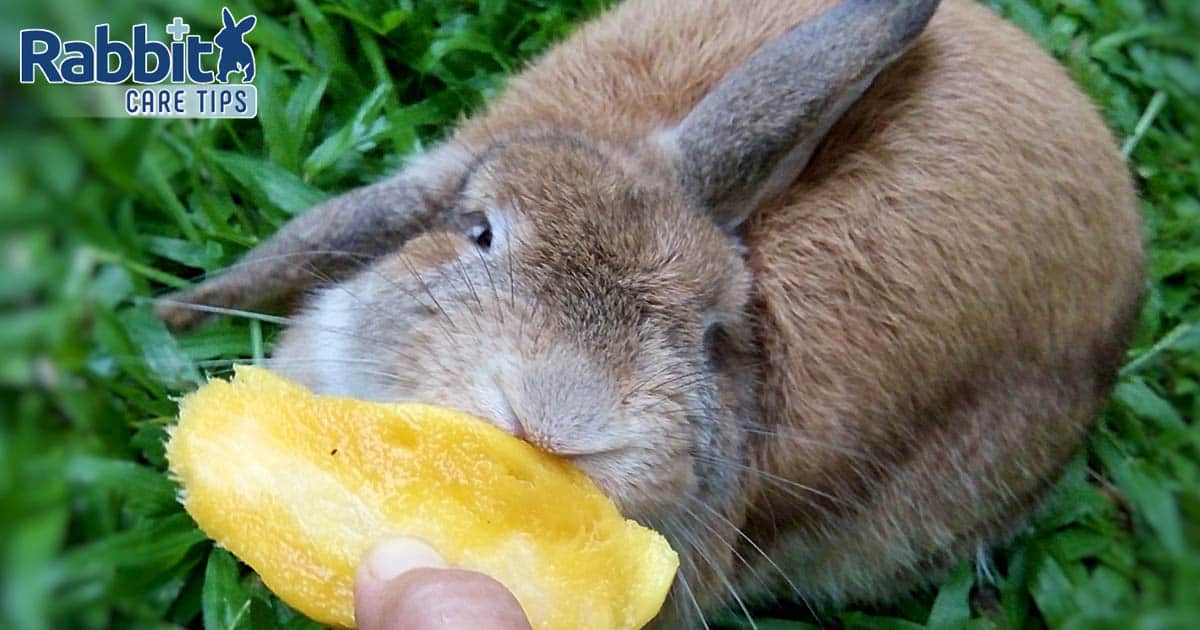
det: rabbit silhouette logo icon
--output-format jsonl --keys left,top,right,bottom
{"left": 214, "top": 8, "right": 255, "bottom": 84}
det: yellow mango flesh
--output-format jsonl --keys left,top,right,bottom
{"left": 166, "top": 366, "right": 677, "bottom": 629}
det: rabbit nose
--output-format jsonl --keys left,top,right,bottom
{"left": 496, "top": 381, "right": 529, "bottom": 442}
{"left": 477, "top": 349, "right": 619, "bottom": 456}
{"left": 477, "top": 375, "right": 527, "bottom": 439}
{"left": 490, "top": 375, "right": 585, "bottom": 457}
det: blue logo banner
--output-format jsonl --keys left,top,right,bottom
{"left": 19, "top": 7, "right": 258, "bottom": 118}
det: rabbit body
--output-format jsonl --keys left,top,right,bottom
{"left": 162, "top": 0, "right": 1144, "bottom": 623}
{"left": 448, "top": 0, "right": 1144, "bottom": 608}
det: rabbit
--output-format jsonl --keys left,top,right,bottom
{"left": 159, "top": 0, "right": 1145, "bottom": 625}
{"left": 214, "top": 7, "right": 256, "bottom": 84}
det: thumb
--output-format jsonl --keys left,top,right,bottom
{"left": 353, "top": 539, "right": 531, "bottom": 630}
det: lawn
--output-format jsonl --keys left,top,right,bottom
{"left": 1, "top": 0, "right": 1198, "bottom": 628}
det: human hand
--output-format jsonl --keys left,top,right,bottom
{"left": 354, "top": 539, "right": 532, "bottom": 630}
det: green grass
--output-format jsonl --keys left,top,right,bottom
{"left": 1, "top": 0, "right": 1197, "bottom": 628}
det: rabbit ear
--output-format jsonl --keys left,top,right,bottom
{"left": 658, "top": 0, "right": 940, "bottom": 230}
{"left": 221, "top": 7, "right": 236, "bottom": 29}
{"left": 156, "top": 145, "right": 471, "bottom": 331}
{"left": 236, "top": 15, "right": 256, "bottom": 33}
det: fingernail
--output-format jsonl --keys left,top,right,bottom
{"left": 365, "top": 538, "right": 447, "bottom": 581}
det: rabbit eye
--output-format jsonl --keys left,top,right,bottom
{"left": 466, "top": 215, "right": 493, "bottom": 250}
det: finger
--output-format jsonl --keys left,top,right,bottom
{"left": 363, "top": 568, "right": 533, "bottom": 630}
{"left": 354, "top": 538, "right": 448, "bottom": 630}
{"left": 353, "top": 539, "right": 531, "bottom": 630}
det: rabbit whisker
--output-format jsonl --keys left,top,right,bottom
{"left": 677, "top": 499, "right": 765, "bottom": 628}
{"left": 686, "top": 494, "right": 820, "bottom": 620}
{"left": 662, "top": 514, "right": 712, "bottom": 630}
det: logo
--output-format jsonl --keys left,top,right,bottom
{"left": 19, "top": 7, "right": 258, "bottom": 118}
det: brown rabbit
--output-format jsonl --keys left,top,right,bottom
{"left": 159, "top": 0, "right": 1145, "bottom": 625}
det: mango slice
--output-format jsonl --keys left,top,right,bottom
{"left": 166, "top": 366, "right": 678, "bottom": 629}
